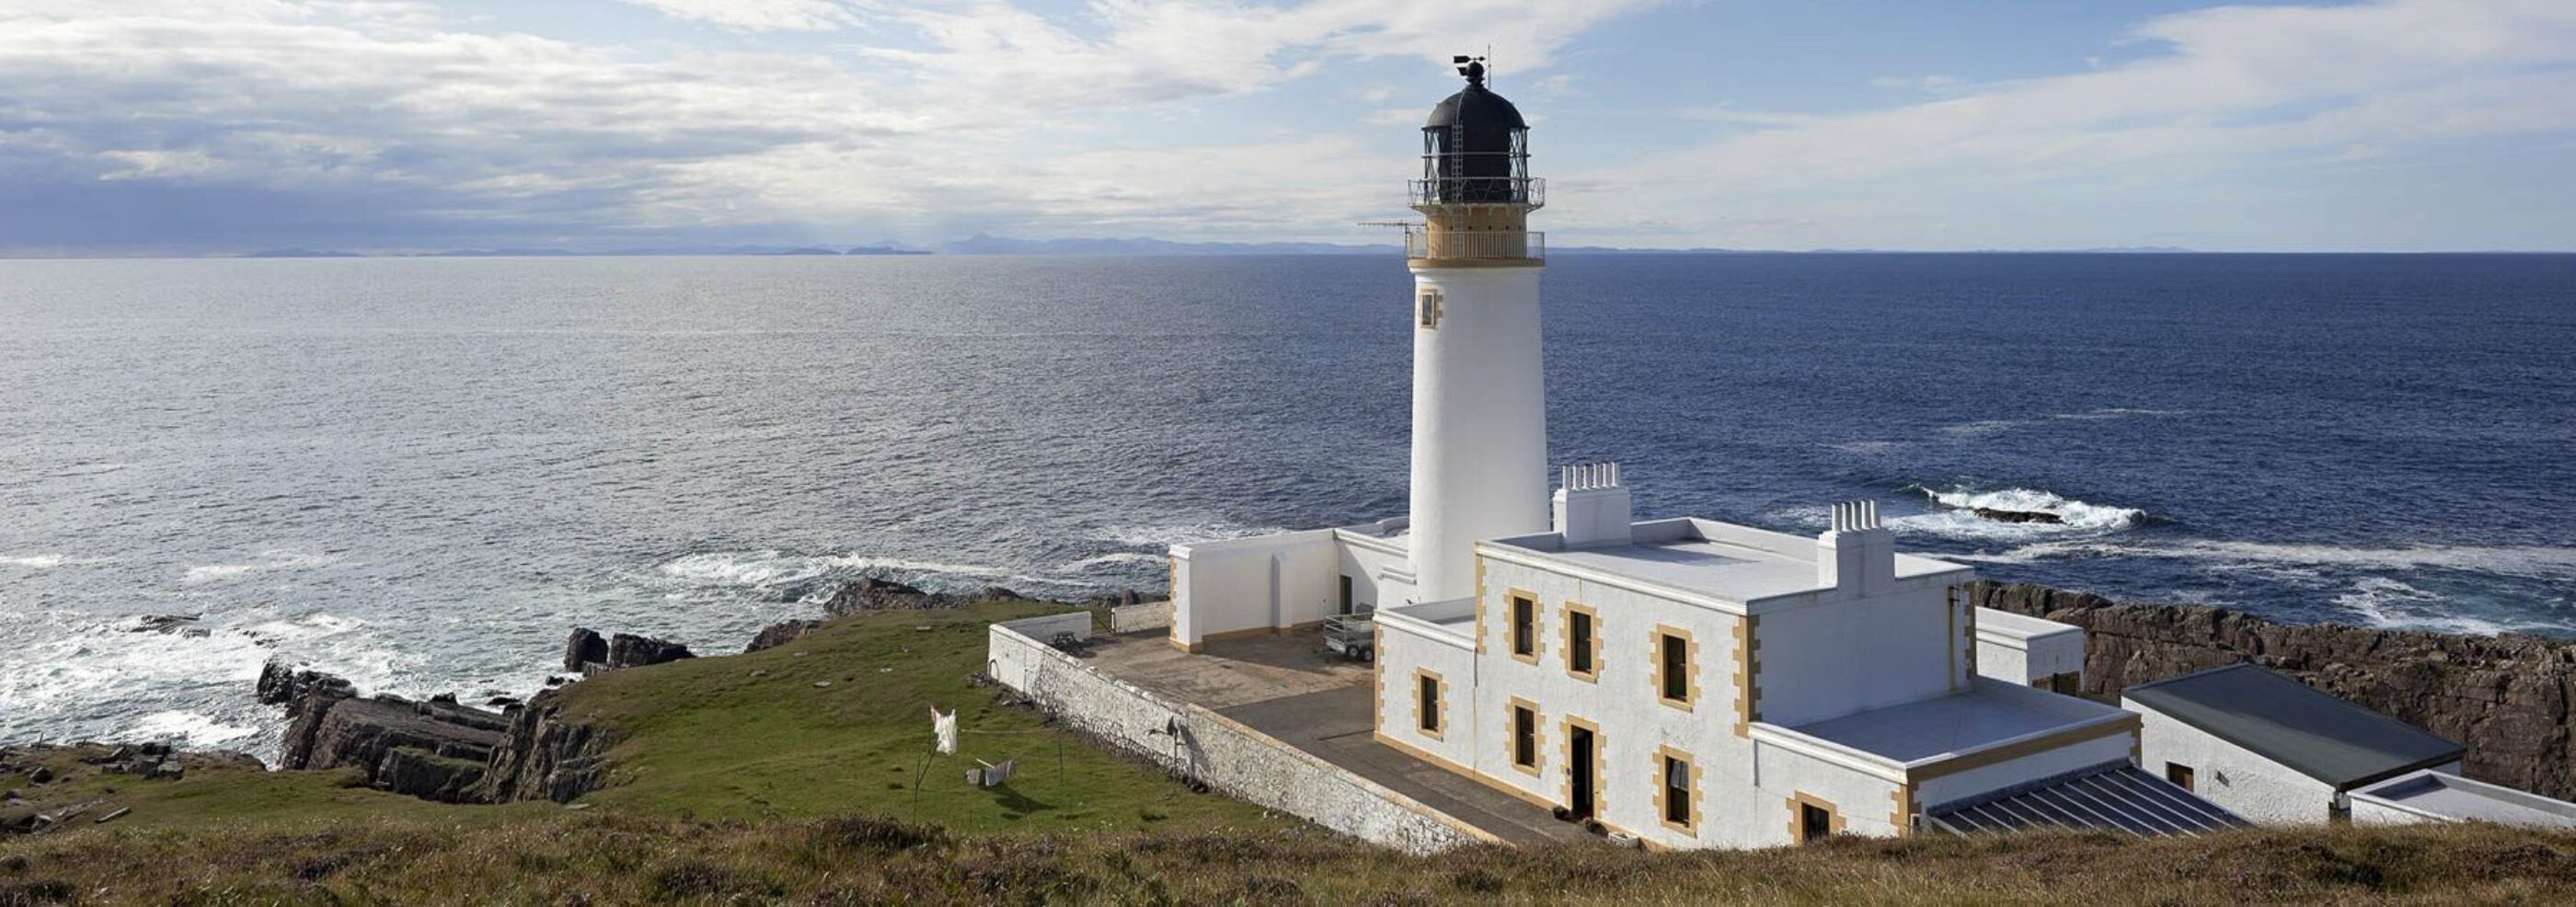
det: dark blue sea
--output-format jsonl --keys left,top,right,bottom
{"left": 4, "top": 253, "right": 2572, "bottom": 753}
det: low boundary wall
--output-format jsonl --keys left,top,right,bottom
{"left": 987, "top": 616, "right": 1497, "bottom": 854}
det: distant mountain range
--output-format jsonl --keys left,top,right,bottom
{"left": 222, "top": 238, "right": 2227, "bottom": 258}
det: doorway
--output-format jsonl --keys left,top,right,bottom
{"left": 1339, "top": 574, "right": 1354, "bottom": 615}
{"left": 1568, "top": 724, "right": 1598, "bottom": 820}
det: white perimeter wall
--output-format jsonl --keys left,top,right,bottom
{"left": 1336, "top": 532, "right": 1414, "bottom": 611}
{"left": 2127, "top": 697, "right": 2336, "bottom": 825}
{"left": 987, "top": 615, "right": 1490, "bottom": 854}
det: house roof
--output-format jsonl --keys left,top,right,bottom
{"left": 2124, "top": 663, "right": 2466, "bottom": 789}
{"left": 1928, "top": 763, "right": 2250, "bottom": 838}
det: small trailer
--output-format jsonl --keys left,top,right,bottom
{"left": 1322, "top": 612, "right": 1375, "bottom": 661}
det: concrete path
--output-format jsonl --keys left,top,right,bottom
{"left": 1222, "top": 684, "right": 1599, "bottom": 846}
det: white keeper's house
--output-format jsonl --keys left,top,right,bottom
{"left": 1160, "top": 61, "right": 2244, "bottom": 850}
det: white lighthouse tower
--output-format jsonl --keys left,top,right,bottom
{"left": 1405, "top": 57, "right": 1549, "bottom": 603}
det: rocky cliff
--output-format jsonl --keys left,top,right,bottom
{"left": 1967, "top": 580, "right": 2576, "bottom": 800}
{"left": 266, "top": 664, "right": 614, "bottom": 804}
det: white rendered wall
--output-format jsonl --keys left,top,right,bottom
{"left": 1976, "top": 642, "right": 2031, "bottom": 687}
{"left": 1408, "top": 266, "right": 1548, "bottom": 603}
{"left": 1462, "top": 557, "right": 1760, "bottom": 850}
{"left": 1334, "top": 532, "right": 1413, "bottom": 611}
{"left": 1754, "top": 583, "right": 1964, "bottom": 727}
{"left": 1169, "top": 530, "right": 1334, "bottom": 648}
{"left": 2127, "top": 696, "right": 2338, "bottom": 825}
{"left": 1746, "top": 740, "right": 1908, "bottom": 843}
{"left": 1377, "top": 614, "right": 1481, "bottom": 772}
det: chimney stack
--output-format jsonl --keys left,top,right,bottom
{"left": 1816, "top": 499, "right": 1896, "bottom": 594}
{"left": 1553, "top": 463, "right": 1633, "bottom": 547}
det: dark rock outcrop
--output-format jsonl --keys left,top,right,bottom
{"left": 822, "top": 577, "right": 945, "bottom": 615}
{"left": 745, "top": 619, "right": 823, "bottom": 653}
{"left": 475, "top": 690, "right": 615, "bottom": 804}
{"left": 257, "top": 663, "right": 357, "bottom": 706}
{"left": 1968, "top": 580, "right": 2576, "bottom": 800}
{"left": 604, "top": 634, "right": 694, "bottom": 671}
{"left": 564, "top": 628, "right": 608, "bottom": 672}
{"left": 129, "top": 614, "right": 206, "bottom": 636}
{"left": 278, "top": 678, "right": 508, "bottom": 801}
{"left": 1972, "top": 507, "right": 2064, "bottom": 524}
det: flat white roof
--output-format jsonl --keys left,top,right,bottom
{"left": 1788, "top": 682, "right": 2120, "bottom": 764}
{"left": 2351, "top": 770, "right": 2576, "bottom": 828}
{"left": 1484, "top": 516, "right": 1970, "bottom": 605}
{"left": 1975, "top": 608, "right": 2084, "bottom": 642}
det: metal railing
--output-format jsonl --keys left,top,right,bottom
{"left": 1405, "top": 230, "right": 1546, "bottom": 262}
{"left": 1408, "top": 177, "right": 1546, "bottom": 209}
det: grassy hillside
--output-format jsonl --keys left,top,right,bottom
{"left": 4, "top": 602, "right": 1279, "bottom": 841}
{"left": 12, "top": 602, "right": 2576, "bottom": 904}
{"left": 8, "top": 809, "right": 2576, "bottom": 904}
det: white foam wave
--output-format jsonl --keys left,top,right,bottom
{"left": 1938, "top": 419, "right": 2031, "bottom": 437}
{"left": 1062, "top": 552, "right": 1167, "bottom": 571}
{"left": 182, "top": 550, "right": 343, "bottom": 583}
{"left": 1825, "top": 441, "right": 1905, "bottom": 454}
{"left": 2049, "top": 408, "right": 2195, "bottom": 421}
{"left": 657, "top": 551, "right": 1025, "bottom": 588}
{"left": 129, "top": 710, "right": 260, "bottom": 747}
{"left": 2330, "top": 578, "right": 2557, "bottom": 637}
{"left": 1095, "top": 522, "right": 1290, "bottom": 548}
{"left": 1919, "top": 487, "right": 2145, "bottom": 533}
{"left": 1964, "top": 538, "right": 2576, "bottom": 581}
{"left": 2, "top": 555, "right": 69, "bottom": 568}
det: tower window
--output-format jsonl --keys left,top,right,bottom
{"left": 1417, "top": 288, "right": 1443, "bottom": 328}
{"left": 1509, "top": 594, "right": 1537, "bottom": 661}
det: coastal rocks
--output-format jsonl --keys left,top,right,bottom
{"left": 129, "top": 614, "right": 209, "bottom": 637}
{"left": 606, "top": 634, "right": 695, "bottom": 671}
{"left": 475, "top": 691, "right": 615, "bottom": 804}
{"left": 1972, "top": 507, "right": 2064, "bottom": 524}
{"left": 564, "top": 628, "right": 607, "bottom": 672}
{"left": 822, "top": 577, "right": 946, "bottom": 615}
{"left": 563, "top": 628, "right": 695, "bottom": 673}
{"left": 277, "top": 673, "right": 510, "bottom": 802}
{"left": 257, "top": 663, "right": 356, "bottom": 706}
{"left": 745, "top": 619, "right": 823, "bottom": 653}
{"left": 1967, "top": 580, "right": 2576, "bottom": 801}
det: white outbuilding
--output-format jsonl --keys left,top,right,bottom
{"left": 2347, "top": 769, "right": 2576, "bottom": 829}
{"left": 2124, "top": 663, "right": 2466, "bottom": 825}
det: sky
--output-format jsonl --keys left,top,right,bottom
{"left": 4, "top": 0, "right": 2574, "bottom": 254}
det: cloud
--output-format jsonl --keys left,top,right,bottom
{"left": 618, "top": 0, "right": 864, "bottom": 32}
{"left": 1581, "top": 0, "right": 2576, "bottom": 247}
{"left": 0, "top": 0, "right": 1654, "bottom": 252}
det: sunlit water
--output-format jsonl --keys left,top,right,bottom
{"left": 4, "top": 253, "right": 2571, "bottom": 754}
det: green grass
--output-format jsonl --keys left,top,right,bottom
{"left": 546, "top": 600, "right": 1275, "bottom": 832}
{"left": 2, "top": 601, "right": 1277, "bottom": 845}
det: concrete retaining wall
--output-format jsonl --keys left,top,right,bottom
{"left": 987, "top": 617, "right": 1497, "bottom": 854}
{"left": 1110, "top": 601, "right": 1173, "bottom": 634}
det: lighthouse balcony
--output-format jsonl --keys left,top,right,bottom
{"left": 1407, "top": 177, "right": 1545, "bottom": 209}
{"left": 1405, "top": 229, "right": 1546, "bottom": 264}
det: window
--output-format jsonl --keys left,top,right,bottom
{"left": 2167, "top": 763, "right": 2195, "bottom": 793}
{"left": 1413, "top": 670, "right": 1444, "bottom": 740}
{"left": 1799, "top": 802, "right": 1834, "bottom": 844}
{"left": 1510, "top": 702, "right": 1539, "bottom": 773}
{"left": 1654, "top": 626, "right": 1696, "bottom": 708}
{"left": 1658, "top": 749, "right": 1697, "bottom": 834}
{"left": 1564, "top": 604, "right": 1599, "bottom": 681}
{"left": 1509, "top": 594, "right": 1537, "bottom": 660}
{"left": 1417, "top": 288, "right": 1443, "bottom": 328}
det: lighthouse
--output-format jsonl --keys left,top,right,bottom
{"left": 1405, "top": 57, "right": 1548, "bottom": 603}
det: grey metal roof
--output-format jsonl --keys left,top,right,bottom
{"left": 1425, "top": 86, "right": 1526, "bottom": 130}
{"left": 1927, "top": 763, "right": 2250, "bottom": 838}
{"left": 2125, "top": 663, "right": 2465, "bottom": 789}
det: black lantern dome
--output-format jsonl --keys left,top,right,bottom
{"left": 1417, "top": 58, "right": 1535, "bottom": 206}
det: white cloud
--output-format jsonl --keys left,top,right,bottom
{"left": 1581, "top": 0, "right": 2576, "bottom": 247}
{"left": 619, "top": 0, "right": 864, "bottom": 31}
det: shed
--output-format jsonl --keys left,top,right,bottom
{"left": 2122, "top": 663, "right": 2465, "bottom": 825}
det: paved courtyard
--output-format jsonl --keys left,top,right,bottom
{"left": 1079, "top": 628, "right": 1594, "bottom": 845}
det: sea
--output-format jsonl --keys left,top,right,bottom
{"left": 3, "top": 253, "right": 2572, "bottom": 756}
